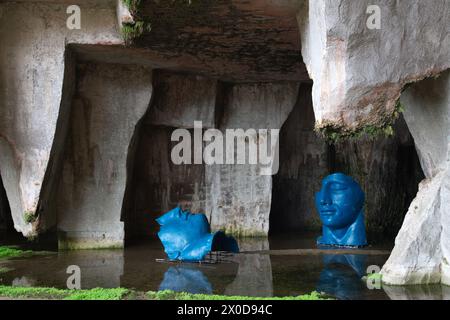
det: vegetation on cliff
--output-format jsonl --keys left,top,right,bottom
{"left": 316, "top": 100, "right": 404, "bottom": 144}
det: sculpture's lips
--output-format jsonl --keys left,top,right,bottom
{"left": 320, "top": 208, "right": 337, "bottom": 216}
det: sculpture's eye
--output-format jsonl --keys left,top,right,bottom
{"left": 329, "top": 182, "right": 347, "bottom": 191}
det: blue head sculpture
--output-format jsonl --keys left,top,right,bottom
{"left": 156, "top": 207, "right": 239, "bottom": 262}
{"left": 315, "top": 173, "right": 367, "bottom": 247}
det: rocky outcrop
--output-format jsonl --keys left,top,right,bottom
{"left": 298, "top": 0, "right": 450, "bottom": 135}
{"left": 0, "top": 1, "right": 122, "bottom": 238}
{"left": 56, "top": 63, "right": 152, "bottom": 249}
{"left": 381, "top": 71, "right": 450, "bottom": 285}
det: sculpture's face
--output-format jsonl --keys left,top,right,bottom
{"left": 315, "top": 173, "right": 364, "bottom": 229}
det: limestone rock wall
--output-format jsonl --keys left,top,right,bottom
{"left": 298, "top": 0, "right": 450, "bottom": 132}
{"left": 381, "top": 71, "right": 450, "bottom": 285}
{"left": 56, "top": 62, "right": 152, "bottom": 249}
{"left": 0, "top": 1, "right": 122, "bottom": 237}
{"left": 146, "top": 71, "right": 218, "bottom": 129}
{"left": 205, "top": 82, "right": 299, "bottom": 236}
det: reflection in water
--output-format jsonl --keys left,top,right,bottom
{"left": 159, "top": 265, "right": 212, "bottom": 294}
{"left": 1, "top": 238, "right": 447, "bottom": 300}
{"left": 0, "top": 249, "right": 124, "bottom": 289}
{"left": 12, "top": 276, "right": 36, "bottom": 287}
{"left": 383, "top": 284, "right": 450, "bottom": 300}
{"left": 225, "top": 238, "right": 273, "bottom": 297}
{"left": 225, "top": 254, "right": 273, "bottom": 297}
{"left": 317, "top": 254, "right": 367, "bottom": 300}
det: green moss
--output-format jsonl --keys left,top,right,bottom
{"left": 120, "top": 0, "right": 151, "bottom": 43}
{"left": 317, "top": 100, "right": 404, "bottom": 144}
{"left": 366, "top": 272, "right": 382, "bottom": 281}
{"left": 146, "top": 290, "right": 330, "bottom": 300}
{"left": 0, "top": 286, "right": 130, "bottom": 300}
{"left": 123, "top": 0, "right": 196, "bottom": 11}
{"left": 121, "top": 21, "right": 152, "bottom": 43}
{"left": 120, "top": 0, "right": 201, "bottom": 43}
{"left": 64, "top": 288, "right": 130, "bottom": 300}
{"left": 23, "top": 211, "right": 36, "bottom": 224}
{"left": 0, "top": 285, "right": 330, "bottom": 300}
{"left": 122, "top": 0, "right": 142, "bottom": 12}
{"left": 318, "top": 123, "right": 395, "bottom": 144}
{"left": 0, "top": 286, "right": 67, "bottom": 299}
{"left": 0, "top": 246, "right": 32, "bottom": 259}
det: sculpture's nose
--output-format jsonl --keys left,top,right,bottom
{"left": 320, "top": 188, "right": 332, "bottom": 205}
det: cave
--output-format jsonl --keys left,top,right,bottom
{"left": 121, "top": 69, "right": 298, "bottom": 243}
{"left": 122, "top": 122, "right": 208, "bottom": 244}
{"left": 0, "top": 0, "right": 448, "bottom": 291}
{"left": 119, "top": 76, "right": 425, "bottom": 246}
{"left": 269, "top": 83, "right": 425, "bottom": 245}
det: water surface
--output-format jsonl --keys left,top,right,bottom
{"left": 0, "top": 234, "right": 447, "bottom": 300}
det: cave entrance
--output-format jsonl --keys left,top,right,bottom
{"left": 269, "top": 84, "right": 424, "bottom": 245}
{"left": 122, "top": 71, "right": 212, "bottom": 246}
{"left": 122, "top": 124, "right": 207, "bottom": 246}
{"left": 269, "top": 84, "right": 327, "bottom": 237}
{"left": 0, "top": 170, "right": 15, "bottom": 239}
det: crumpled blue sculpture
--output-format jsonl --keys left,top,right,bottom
{"left": 315, "top": 173, "right": 367, "bottom": 247}
{"left": 156, "top": 207, "right": 239, "bottom": 261}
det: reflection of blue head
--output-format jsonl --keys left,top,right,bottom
{"left": 159, "top": 265, "right": 213, "bottom": 294}
{"left": 317, "top": 254, "right": 367, "bottom": 300}
{"left": 156, "top": 207, "right": 239, "bottom": 262}
{"left": 315, "top": 173, "right": 367, "bottom": 247}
